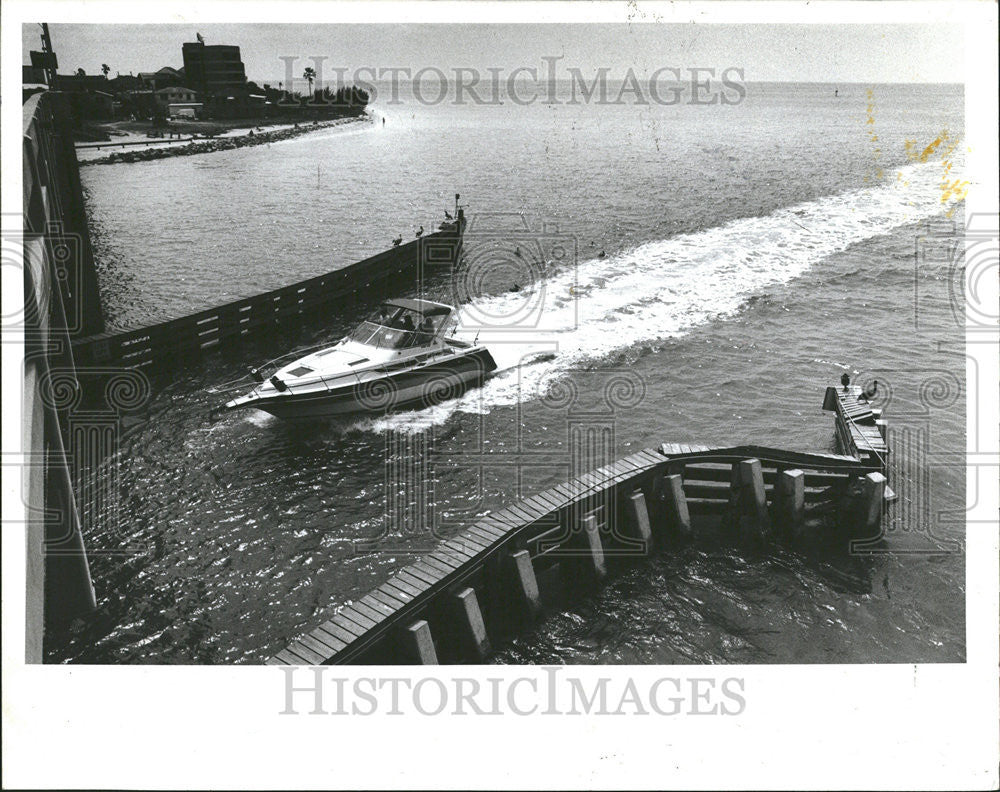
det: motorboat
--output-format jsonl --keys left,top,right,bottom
{"left": 220, "top": 299, "right": 497, "bottom": 419}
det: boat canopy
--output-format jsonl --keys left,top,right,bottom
{"left": 382, "top": 298, "right": 452, "bottom": 317}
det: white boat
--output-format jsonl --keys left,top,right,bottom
{"left": 220, "top": 299, "right": 497, "bottom": 419}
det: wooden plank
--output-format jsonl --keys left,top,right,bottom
{"left": 553, "top": 479, "right": 581, "bottom": 500}
{"left": 305, "top": 627, "right": 346, "bottom": 653}
{"left": 429, "top": 549, "right": 466, "bottom": 569}
{"left": 489, "top": 508, "right": 525, "bottom": 529}
{"left": 359, "top": 595, "right": 395, "bottom": 618}
{"left": 514, "top": 495, "right": 552, "bottom": 520}
{"left": 532, "top": 489, "right": 567, "bottom": 512}
{"left": 272, "top": 649, "right": 306, "bottom": 665}
{"left": 504, "top": 502, "right": 540, "bottom": 525}
{"left": 381, "top": 580, "right": 420, "bottom": 603}
{"left": 550, "top": 481, "right": 577, "bottom": 500}
{"left": 317, "top": 621, "right": 357, "bottom": 647}
{"left": 396, "top": 569, "right": 435, "bottom": 593}
{"left": 286, "top": 641, "right": 326, "bottom": 665}
{"left": 436, "top": 540, "right": 477, "bottom": 560}
{"left": 446, "top": 534, "right": 489, "bottom": 553}
{"left": 327, "top": 615, "right": 365, "bottom": 639}
{"left": 472, "top": 518, "right": 511, "bottom": 539}
{"left": 464, "top": 526, "right": 504, "bottom": 546}
{"left": 454, "top": 530, "right": 493, "bottom": 550}
{"left": 420, "top": 556, "right": 455, "bottom": 577}
{"left": 298, "top": 632, "right": 339, "bottom": 659}
{"left": 383, "top": 573, "right": 423, "bottom": 596}
{"left": 338, "top": 607, "right": 378, "bottom": 631}
{"left": 410, "top": 561, "right": 447, "bottom": 583}
{"left": 639, "top": 448, "right": 669, "bottom": 463}
{"left": 369, "top": 587, "right": 408, "bottom": 610}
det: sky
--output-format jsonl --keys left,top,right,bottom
{"left": 23, "top": 22, "right": 964, "bottom": 85}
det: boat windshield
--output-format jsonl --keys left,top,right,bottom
{"left": 346, "top": 308, "right": 447, "bottom": 350}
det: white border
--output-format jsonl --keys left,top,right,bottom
{"left": 2, "top": 2, "right": 997, "bottom": 790}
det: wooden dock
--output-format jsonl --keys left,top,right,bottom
{"left": 823, "top": 384, "right": 889, "bottom": 468}
{"left": 268, "top": 388, "right": 890, "bottom": 665}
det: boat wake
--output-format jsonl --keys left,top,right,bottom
{"left": 357, "top": 158, "right": 962, "bottom": 433}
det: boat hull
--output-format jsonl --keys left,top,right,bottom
{"left": 228, "top": 348, "right": 496, "bottom": 420}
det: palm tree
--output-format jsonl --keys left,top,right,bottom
{"left": 101, "top": 63, "right": 110, "bottom": 77}
{"left": 303, "top": 67, "right": 316, "bottom": 98}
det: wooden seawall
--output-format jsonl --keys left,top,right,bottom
{"left": 269, "top": 387, "right": 890, "bottom": 665}
{"left": 71, "top": 222, "right": 464, "bottom": 370}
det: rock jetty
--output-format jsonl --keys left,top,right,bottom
{"left": 81, "top": 116, "right": 370, "bottom": 166}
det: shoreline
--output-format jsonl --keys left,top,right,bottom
{"left": 79, "top": 114, "right": 373, "bottom": 166}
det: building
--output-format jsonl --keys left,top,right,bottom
{"left": 182, "top": 39, "right": 247, "bottom": 99}
{"left": 138, "top": 67, "right": 185, "bottom": 92}
{"left": 52, "top": 73, "right": 110, "bottom": 93}
{"left": 155, "top": 85, "right": 199, "bottom": 107}
{"left": 22, "top": 65, "right": 48, "bottom": 85}
{"left": 107, "top": 74, "right": 142, "bottom": 93}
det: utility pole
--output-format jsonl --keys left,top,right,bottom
{"left": 39, "top": 23, "right": 57, "bottom": 86}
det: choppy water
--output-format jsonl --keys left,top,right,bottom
{"left": 52, "top": 82, "right": 966, "bottom": 663}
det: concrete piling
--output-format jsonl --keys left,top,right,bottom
{"left": 625, "top": 490, "right": 653, "bottom": 552}
{"left": 581, "top": 515, "right": 607, "bottom": 580}
{"left": 774, "top": 469, "right": 805, "bottom": 538}
{"left": 662, "top": 473, "right": 692, "bottom": 538}
{"left": 507, "top": 550, "right": 542, "bottom": 621}
{"left": 405, "top": 620, "right": 438, "bottom": 665}
{"left": 453, "top": 587, "right": 491, "bottom": 661}
{"left": 731, "top": 458, "right": 770, "bottom": 539}
{"left": 861, "top": 472, "right": 887, "bottom": 533}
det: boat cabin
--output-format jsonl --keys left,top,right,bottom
{"left": 346, "top": 299, "right": 454, "bottom": 351}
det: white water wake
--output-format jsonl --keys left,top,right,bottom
{"left": 360, "top": 159, "right": 962, "bottom": 432}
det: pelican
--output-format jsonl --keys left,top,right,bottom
{"left": 415, "top": 226, "right": 424, "bottom": 237}
{"left": 392, "top": 236, "right": 402, "bottom": 247}
{"left": 858, "top": 379, "right": 878, "bottom": 402}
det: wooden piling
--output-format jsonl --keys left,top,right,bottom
{"left": 875, "top": 419, "right": 888, "bottom": 441}
{"left": 405, "top": 620, "right": 438, "bottom": 665}
{"left": 507, "top": 550, "right": 542, "bottom": 621}
{"left": 581, "top": 515, "right": 607, "bottom": 580}
{"left": 625, "top": 490, "right": 653, "bottom": 553}
{"left": 861, "top": 472, "right": 886, "bottom": 533}
{"left": 662, "top": 473, "right": 692, "bottom": 538}
{"left": 453, "top": 587, "right": 491, "bottom": 661}
{"left": 774, "top": 469, "right": 805, "bottom": 538}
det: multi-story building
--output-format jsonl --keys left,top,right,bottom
{"left": 182, "top": 39, "right": 247, "bottom": 99}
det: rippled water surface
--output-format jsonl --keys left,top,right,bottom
{"left": 52, "top": 82, "right": 966, "bottom": 664}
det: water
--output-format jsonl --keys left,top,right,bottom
{"left": 53, "top": 82, "right": 966, "bottom": 664}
